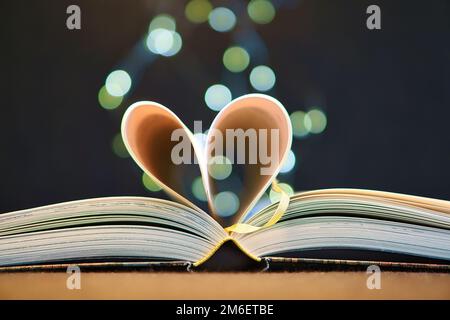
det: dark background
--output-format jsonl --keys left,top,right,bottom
{"left": 1, "top": 0, "right": 449, "bottom": 213}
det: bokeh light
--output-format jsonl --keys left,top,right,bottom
{"left": 185, "top": 0, "right": 213, "bottom": 23}
{"left": 162, "top": 31, "right": 183, "bottom": 57}
{"left": 192, "top": 176, "right": 208, "bottom": 201}
{"left": 204, "top": 84, "right": 232, "bottom": 111}
{"left": 142, "top": 173, "right": 162, "bottom": 192}
{"left": 249, "top": 65, "right": 276, "bottom": 91}
{"left": 149, "top": 14, "right": 176, "bottom": 32}
{"left": 98, "top": 86, "right": 123, "bottom": 110}
{"left": 279, "top": 150, "right": 296, "bottom": 173}
{"left": 209, "top": 155, "right": 232, "bottom": 180}
{"left": 111, "top": 133, "right": 129, "bottom": 158}
{"left": 208, "top": 7, "right": 236, "bottom": 32}
{"left": 146, "top": 28, "right": 174, "bottom": 55}
{"left": 214, "top": 191, "right": 240, "bottom": 217}
{"left": 269, "top": 183, "right": 294, "bottom": 203}
{"left": 247, "top": 0, "right": 276, "bottom": 24}
{"left": 146, "top": 13, "right": 182, "bottom": 57}
{"left": 223, "top": 46, "right": 250, "bottom": 73}
{"left": 105, "top": 70, "right": 132, "bottom": 97}
{"left": 193, "top": 132, "right": 207, "bottom": 150}
{"left": 305, "top": 109, "right": 327, "bottom": 134}
{"left": 290, "top": 111, "right": 311, "bottom": 138}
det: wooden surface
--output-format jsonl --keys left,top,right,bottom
{"left": 1, "top": 272, "right": 449, "bottom": 299}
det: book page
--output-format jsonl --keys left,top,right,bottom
{"left": 121, "top": 94, "right": 292, "bottom": 226}
{"left": 205, "top": 94, "right": 292, "bottom": 224}
{"left": 121, "top": 101, "right": 207, "bottom": 213}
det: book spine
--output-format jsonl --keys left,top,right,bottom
{"left": 193, "top": 237, "right": 261, "bottom": 267}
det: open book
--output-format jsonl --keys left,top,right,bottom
{"left": 1, "top": 94, "right": 449, "bottom": 270}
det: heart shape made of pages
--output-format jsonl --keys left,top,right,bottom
{"left": 121, "top": 94, "right": 292, "bottom": 225}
